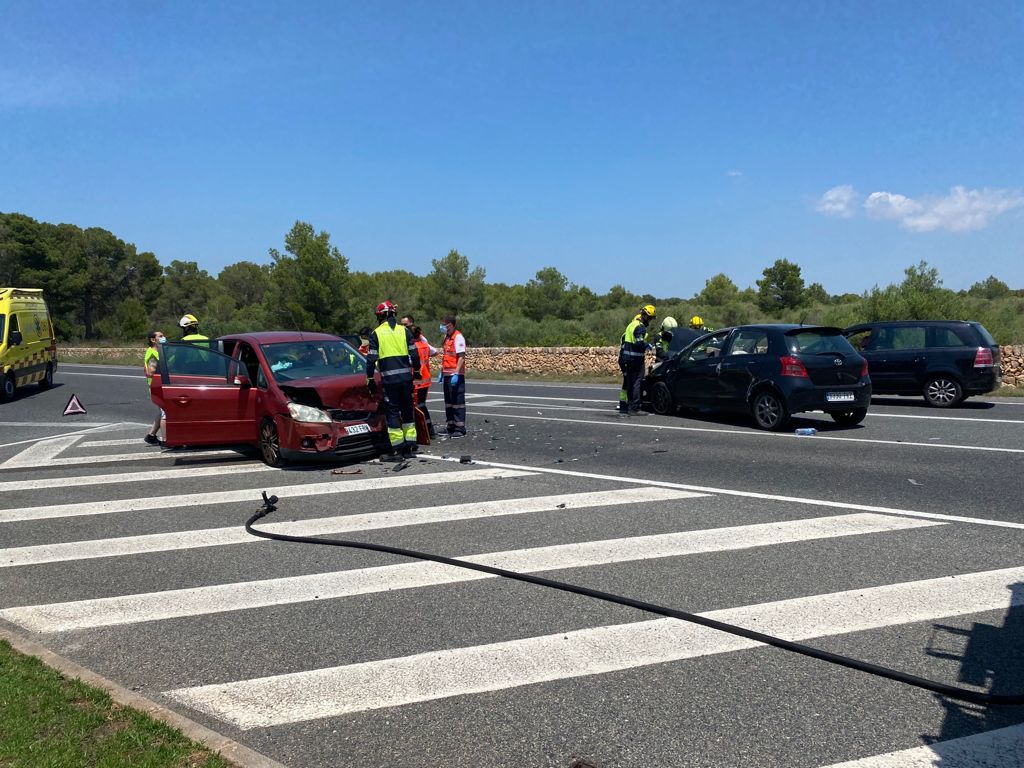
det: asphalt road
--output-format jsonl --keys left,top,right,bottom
{"left": 2, "top": 363, "right": 1023, "bottom": 768}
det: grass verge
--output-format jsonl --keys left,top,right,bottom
{"left": 0, "top": 639, "right": 228, "bottom": 768}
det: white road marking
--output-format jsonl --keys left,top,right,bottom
{"left": 0, "top": 462, "right": 273, "bottom": 493}
{"left": 866, "top": 412, "right": 1024, "bottom": 425}
{"left": 57, "top": 371, "right": 144, "bottom": 379}
{"left": 421, "top": 455, "right": 1024, "bottom": 530}
{"left": 0, "top": 435, "right": 86, "bottom": 468}
{"left": 78, "top": 438, "right": 158, "bottom": 448}
{"left": 166, "top": 565, "right": 1024, "bottom": 728}
{"left": 0, "top": 468, "right": 533, "bottom": 523}
{"left": 471, "top": 411, "right": 1024, "bottom": 454}
{"left": 0, "top": 424, "right": 120, "bottom": 450}
{"left": 0, "top": 422, "right": 112, "bottom": 428}
{"left": 0, "top": 448, "right": 240, "bottom": 471}
{"left": 0, "top": 489, "right": 803, "bottom": 630}
{"left": 817, "top": 722, "right": 1024, "bottom": 766}
{"left": 0, "top": 487, "right": 687, "bottom": 570}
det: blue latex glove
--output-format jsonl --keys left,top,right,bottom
{"left": 450, "top": 373, "right": 460, "bottom": 385}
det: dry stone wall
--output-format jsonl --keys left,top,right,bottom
{"left": 60, "top": 345, "right": 1024, "bottom": 386}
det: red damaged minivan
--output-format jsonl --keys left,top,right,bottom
{"left": 151, "top": 332, "right": 385, "bottom": 466}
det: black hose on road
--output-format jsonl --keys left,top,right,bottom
{"left": 246, "top": 491, "right": 1024, "bottom": 707}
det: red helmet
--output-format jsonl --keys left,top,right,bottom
{"left": 375, "top": 300, "right": 397, "bottom": 317}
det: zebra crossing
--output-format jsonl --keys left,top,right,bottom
{"left": 1, "top": 430, "right": 1022, "bottom": 767}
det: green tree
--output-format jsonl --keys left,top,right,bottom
{"left": 524, "top": 267, "right": 570, "bottom": 321}
{"left": 218, "top": 261, "right": 271, "bottom": 309}
{"left": 264, "top": 221, "right": 352, "bottom": 333}
{"left": 805, "top": 282, "right": 829, "bottom": 305}
{"left": 152, "top": 260, "right": 218, "bottom": 332}
{"left": 968, "top": 275, "right": 1011, "bottom": 300}
{"left": 756, "top": 259, "right": 806, "bottom": 312}
{"left": 697, "top": 273, "right": 739, "bottom": 307}
{"left": 421, "top": 249, "right": 486, "bottom": 318}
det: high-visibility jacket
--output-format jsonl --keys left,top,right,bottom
{"left": 619, "top": 316, "right": 648, "bottom": 367}
{"left": 144, "top": 347, "right": 159, "bottom": 386}
{"left": 413, "top": 338, "right": 432, "bottom": 389}
{"left": 442, "top": 330, "right": 466, "bottom": 375}
{"left": 366, "top": 320, "right": 415, "bottom": 382}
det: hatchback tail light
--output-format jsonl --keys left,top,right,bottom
{"left": 780, "top": 355, "right": 809, "bottom": 378}
{"left": 974, "top": 347, "right": 994, "bottom": 367}
{"left": 860, "top": 359, "right": 869, "bottom": 378}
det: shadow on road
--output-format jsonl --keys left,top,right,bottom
{"left": 0, "top": 381, "right": 65, "bottom": 407}
{"left": 925, "top": 582, "right": 1024, "bottom": 761}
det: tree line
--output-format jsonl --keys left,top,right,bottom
{"left": 1, "top": 211, "right": 1022, "bottom": 347}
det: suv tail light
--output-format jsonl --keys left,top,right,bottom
{"left": 860, "top": 359, "right": 869, "bottom": 378}
{"left": 974, "top": 347, "right": 994, "bottom": 367}
{"left": 780, "top": 355, "right": 808, "bottom": 378}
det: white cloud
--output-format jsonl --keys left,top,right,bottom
{"left": 726, "top": 169, "right": 743, "bottom": 177}
{"left": 817, "top": 184, "right": 1024, "bottom": 232}
{"left": 815, "top": 185, "right": 859, "bottom": 218}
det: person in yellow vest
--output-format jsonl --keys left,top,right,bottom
{"left": 618, "top": 304, "right": 655, "bottom": 414}
{"left": 365, "top": 301, "right": 420, "bottom": 460}
{"left": 143, "top": 330, "right": 166, "bottom": 445}
{"left": 178, "top": 313, "right": 208, "bottom": 342}
{"left": 440, "top": 314, "right": 467, "bottom": 437}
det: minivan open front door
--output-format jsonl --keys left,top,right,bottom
{"left": 151, "top": 342, "right": 258, "bottom": 446}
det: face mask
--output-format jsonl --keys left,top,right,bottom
{"left": 439, "top": 324, "right": 448, "bottom": 333}
{"left": 158, "top": 336, "right": 167, "bottom": 344}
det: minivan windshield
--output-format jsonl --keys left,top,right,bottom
{"left": 786, "top": 330, "right": 857, "bottom": 355}
{"left": 261, "top": 340, "right": 365, "bottom": 382}
{"left": 0, "top": 314, "right": 5, "bottom": 347}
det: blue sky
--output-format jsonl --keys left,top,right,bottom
{"left": 2, "top": 0, "right": 1022, "bottom": 297}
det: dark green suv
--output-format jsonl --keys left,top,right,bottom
{"left": 843, "top": 321, "right": 1002, "bottom": 407}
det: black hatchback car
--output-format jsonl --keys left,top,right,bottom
{"left": 842, "top": 321, "right": 1001, "bottom": 407}
{"left": 643, "top": 324, "right": 871, "bottom": 430}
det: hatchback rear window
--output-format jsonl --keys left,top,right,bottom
{"left": 971, "top": 323, "right": 998, "bottom": 347}
{"left": 928, "top": 326, "right": 972, "bottom": 348}
{"left": 786, "top": 330, "right": 857, "bottom": 355}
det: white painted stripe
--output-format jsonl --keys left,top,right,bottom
{"left": 0, "top": 448, "right": 239, "bottom": 471}
{"left": 866, "top": 412, "right": 1024, "bottom": 425}
{"left": 0, "top": 468, "right": 531, "bottom": 524}
{"left": 58, "top": 371, "right": 143, "bottom": 379}
{"left": 0, "top": 462, "right": 272, "bottom": 493}
{"left": 817, "top": 722, "right": 1024, "bottom": 767}
{"left": 0, "top": 422, "right": 112, "bottom": 427}
{"left": 471, "top": 410, "right": 1024, "bottom": 455}
{"left": 0, "top": 489, "right": 744, "bottom": 631}
{"left": 167, "top": 565, "right": 1024, "bottom": 728}
{"left": 0, "top": 487, "right": 684, "bottom": 570}
{"left": 79, "top": 438, "right": 158, "bottom": 448}
{"left": 422, "top": 455, "right": 1024, "bottom": 530}
{"left": 0, "top": 435, "right": 84, "bottom": 468}
{"left": 0, "top": 424, "right": 120, "bottom": 450}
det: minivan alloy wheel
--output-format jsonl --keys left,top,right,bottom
{"left": 259, "top": 418, "right": 284, "bottom": 467}
{"left": 924, "top": 376, "right": 963, "bottom": 408}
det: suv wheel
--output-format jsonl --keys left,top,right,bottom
{"left": 923, "top": 376, "right": 963, "bottom": 408}
{"left": 650, "top": 382, "right": 675, "bottom": 415}
{"left": 752, "top": 390, "right": 789, "bottom": 431}
{"left": 259, "top": 417, "right": 285, "bottom": 467}
{"left": 1, "top": 373, "right": 15, "bottom": 402}
{"left": 38, "top": 364, "right": 54, "bottom": 390}
{"left": 830, "top": 408, "right": 867, "bottom": 426}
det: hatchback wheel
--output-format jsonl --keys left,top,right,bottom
{"left": 830, "top": 408, "right": 867, "bottom": 426}
{"left": 752, "top": 390, "right": 789, "bottom": 431}
{"left": 1, "top": 373, "right": 15, "bottom": 402}
{"left": 650, "top": 382, "right": 675, "bottom": 415}
{"left": 923, "top": 376, "right": 963, "bottom": 408}
{"left": 259, "top": 418, "right": 285, "bottom": 467}
{"left": 38, "top": 364, "right": 54, "bottom": 390}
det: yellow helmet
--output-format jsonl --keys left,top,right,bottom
{"left": 661, "top": 316, "right": 678, "bottom": 330}
{"left": 689, "top": 315, "right": 704, "bottom": 329}
{"left": 178, "top": 313, "right": 199, "bottom": 329}
{"left": 641, "top": 304, "right": 657, "bottom": 318}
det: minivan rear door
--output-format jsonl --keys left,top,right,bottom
{"left": 866, "top": 325, "right": 927, "bottom": 392}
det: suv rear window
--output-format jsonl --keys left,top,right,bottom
{"left": 786, "top": 330, "right": 857, "bottom": 355}
{"left": 971, "top": 323, "right": 998, "bottom": 347}
{"left": 928, "top": 326, "right": 972, "bottom": 348}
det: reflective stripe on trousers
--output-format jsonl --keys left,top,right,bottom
{"left": 383, "top": 380, "right": 417, "bottom": 447}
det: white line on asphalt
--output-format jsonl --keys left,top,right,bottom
{"left": 0, "top": 448, "right": 240, "bottom": 471}
{"left": 78, "top": 438, "right": 156, "bottom": 448}
{"left": 0, "top": 462, "right": 273, "bottom": 493}
{"left": 0, "top": 489, "right": 764, "bottom": 629}
{"left": 420, "top": 455, "right": 1024, "bottom": 530}
{"left": 816, "top": 722, "right": 1024, "bottom": 767}
{"left": 0, "top": 424, "right": 121, "bottom": 450}
{"left": 0, "top": 468, "right": 533, "bottom": 523}
{"left": 471, "top": 411, "right": 1024, "bottom": 454}
{"left": 166, "top": 565, "right": 1024, "bottom": 728}
{"left": 866, "top": 412, "right": 1024, "bottom": 424}
{"left": 0, "top": 435, "right": 86, "bottom": 468}
{"left": 0, "top": 422, "right": 112, "bottom": 427}
{"left": 0, "top": 487, "right": 685, "bottom": 570}
{"left": 58, "top": 371, "right": 145, "bottom": 379}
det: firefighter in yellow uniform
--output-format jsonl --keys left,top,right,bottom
{"left": 365, "top": 301, "right": 420, "bottom": 460}
{"left": 618, "top": 304, "right": 655, "bottom": 414}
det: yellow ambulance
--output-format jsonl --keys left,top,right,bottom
{"left": 0, "top": 288, "right": 58, "bottom": 401}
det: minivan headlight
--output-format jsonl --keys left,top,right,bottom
{"left": 287, "top": 402, "right": 331, "bottom": 423}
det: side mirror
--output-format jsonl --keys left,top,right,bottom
{"left": 233, "top": 373, "right": 252, "bottom": 388}
{"left": 8, "top": 330, "right": 22, "bottom": 346}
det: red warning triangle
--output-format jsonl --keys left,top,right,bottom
{"left": 63, "top": 394, "right": 87, "bottom": 416}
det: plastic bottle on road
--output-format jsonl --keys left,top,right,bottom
{"left": 794, "top": 427, "right": 817, "bottom": 436}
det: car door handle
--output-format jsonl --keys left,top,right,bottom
{"left": 175, "top": 396, "right": 191, "bottom": 405}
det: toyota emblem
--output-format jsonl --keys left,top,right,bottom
{"left": 833, "top": 358, "right": 843, "bottom": 367}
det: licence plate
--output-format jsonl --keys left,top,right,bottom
{"left": 344, "top": 423, "right": 371, "bottom": 436}
{"left": 825, "top": 391, "right": 855, "bottom": 403}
